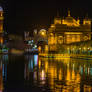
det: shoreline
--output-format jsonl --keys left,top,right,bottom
{"left": 39, "top": 53, "right": 92, "bottom": 60}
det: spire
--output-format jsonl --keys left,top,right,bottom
{"left": 68, "top": 9, "right": 71, "bottom": 17}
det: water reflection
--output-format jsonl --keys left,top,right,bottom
{"left": 25, "top": 55, "right": 92, "bottom": 92}
{"left": 0, "top": 54, "right": 92, "bottom": 92}
{"left": 24, "top": 55, "right": 38, "bottom": 80}
{"left": 0, "top": 55, "right": 8, "bottom": 92}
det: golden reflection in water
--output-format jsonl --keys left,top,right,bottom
{"left": 39, "top": 70, "right": 46, "bottom": 85}
{"left": 25, "top": 55, "right": 92, "bottom": 92}
{"left": 38, "top": 57, "right": 92, "bottom": 92}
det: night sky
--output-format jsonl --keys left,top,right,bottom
{"left": 1, "top": 0, "right": 92, "bottom": 35}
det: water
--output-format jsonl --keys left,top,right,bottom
{"left": 0, "top": 54, "right": 92, "bottom": 92}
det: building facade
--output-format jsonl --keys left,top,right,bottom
{"left": 48, "top": 10, "right": 92, "bottom": 51}
{"left": 0, "top": 6, "right": 4, "bottom": 46}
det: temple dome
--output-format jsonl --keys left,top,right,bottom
{"left": 65, "top": 10, "right": 76, "bottom": 23}
{"left": 65, "top": 16, "right": 75, "bottom": 23}
{"left": 62, "top": 10, "right": 80, "bottom": 26}
{"left": 0, "top": 6, "right": 3, "bottom": 11}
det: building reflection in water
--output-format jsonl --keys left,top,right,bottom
{"left": 0, "top": 55, "right": 8, "bottom": 92}
{"left": 24, "top": 55, "right": 38, "bottom": 80}
{"left": 25, "top": 55, "right": 92, "bottom": 92}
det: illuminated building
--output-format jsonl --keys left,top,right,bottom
{"left": 0, "top": 6, "right": 4, "bottom": 45}
{"left": 24, "top": 29, "right": 48, "bottom": 53}
{"left": 48, "top": 10, "right": 92, "bottom": 51}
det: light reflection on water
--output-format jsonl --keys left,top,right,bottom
{"left": 0, "top": 54, "right": 92, "bottom": 92}
{"left": 0, "top": 55, "right": 8, "bottom": 92}
{"left": 25, "top": 55, "right": 92, "bottom": 92}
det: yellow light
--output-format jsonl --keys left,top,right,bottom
{"left": 51, "top": 24, "right": 55, "bottom": 28}
{"left": 88, "top": 48, "right": 90, "bottom": 50}
{"left": 0, "top": 37, "right": 3, "bottom": 44}
{"left": 41, "top": 31, "right": 45, "bottom": 35}
{"left": 41, "top": 70, "right": 45, "bottom": 80}
{"left": 45, "top": 45, "right": 48, "bottom": 52}
{"left": 65, "top": 32, "right": 82, "bottom": 35}
{"left": 84, "top": 47, "right": 86, "bottom": 50}
{"left": 79, "top": 48, "right": 81, "bottom": 50}
{"left": 83, "top": 20, "right": 91, "bottom": 25}
{"left": 39, "top": 29, "right": 46, "bottom": 36}
{"left": 68, "top": 10, "right": 71, "bottom": 17}
{"left": 38, "top": 46, "right": 41, "bottom": 52}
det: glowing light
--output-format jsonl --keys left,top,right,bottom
{"left": 40, "top": 70, "right": 45, "bottom": 81}
{"left": 68, "top": 10, "right": 71, "bottom": 17}
{"left": 38, "top": 46, "right": 41, "bottom": 52}
{"left": 34, "top": 45, "right": 37, "bottom": 48}
{"left": 88, "top": 48, "right": 90, "bottom": 50}
{"left": 45, "top": 45, "right": 48, "bottom": 52}
{"left": 51, "top": 24, "right": 55, "bottom": 28}
{"left": 0, "top": 37, "right": 3, "bottom": 44}
{"left": 48, "top": 10, "right": 91, "bottom": 53}
{"left": 41, "top": 31, "right": 45, "bottom": 35}
{"left": 79, "top": 48, "right": 81, "bottom": 50}
{"left": 34, "top": 55, "right": 38, "bottom": 66}
{"left": 65, "top": 32, "right": 82, "bottom": 35}
{"left": 39, "top": 29, "right": 46, "bottom": 36}
{"left": 83, "top": 20, "right": 91, "bottom": 25}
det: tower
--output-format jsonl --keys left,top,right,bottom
{"left": 0, "top": 6, "right": 4, "bottom": 45}
{"left": 83, "top": 14, "right": 91, "bottom": 25}
{"left": 68, "top": 10, "right": 71, "bottom": 17}
{"left": 54, "top": 10, "right": 61, "bottom": 24}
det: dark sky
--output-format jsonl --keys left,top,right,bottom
{"left": 1, "top": 0, "right": 92, "bottom": 35}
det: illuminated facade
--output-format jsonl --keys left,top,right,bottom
{"left": 48, "top": 10, "right": 92, "bottom": 51}
{"left": 0, "top": 6, "right": 4, "bottom": 45}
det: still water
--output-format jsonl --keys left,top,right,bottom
{"left": 0, "top": 54, "right": 92, "bottom": 92}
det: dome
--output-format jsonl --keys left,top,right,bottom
{"left": 62, "top": 16, "right": 79, "bottom": 27}
{"left": 65, "top": 16, "right": 75, "bottom": 23}
{"left": 0, "top": 6, "right": 3, "bottom": 11}
{"left": 62, "top": 10, "right": 80, "bottom": 26}
{"left": 65, "top": 10, "right": 76, "bottom": 23}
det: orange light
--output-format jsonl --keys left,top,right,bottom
{"left": 0, "top": 37, "right": 3, "bottom": 44}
